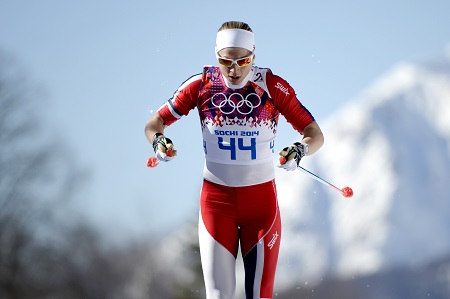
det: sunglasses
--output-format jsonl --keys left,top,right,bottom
{"left": 216, "top": 53, "right": 254, "bottom": 68}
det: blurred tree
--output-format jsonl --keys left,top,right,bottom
{"left": 0, "top": 50, "right": 135, "bottom": 299}
{"left": 0, "top": 48, "right": 208, "bottom": 299}
{"left": 141, "top": 221, "right": 205, "bottom": 299}
{"left": 0, "top": 49, "right": 81, "bottom": 296}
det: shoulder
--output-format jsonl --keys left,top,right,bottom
{"left": 251, "top": 66, "right": 272, "bottom": 82}
{"left": 252, "top": 66, "right": 291, "bottom": 87}
{"left": 252, "top": 66, "right": 294, "bottom": 97}
{"left": 179, "top": 72, "right": 203, "bottom": 89}
{"left": 172, "top": 72, "right": 203, "bottom": 96}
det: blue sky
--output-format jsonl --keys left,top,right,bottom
{"left": 1, "top": 0, "right": 450, "bottom": 242}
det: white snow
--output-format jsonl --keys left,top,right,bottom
{"left": 275, "top": 50, "right": 450, "bottom": 286}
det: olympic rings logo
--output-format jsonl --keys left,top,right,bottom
{"left": 211, "top": 92, "right": 262, "bottom": 115}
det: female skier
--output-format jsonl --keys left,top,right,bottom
{"left": 145, "top": 21, "right": 324, "bottom": 299}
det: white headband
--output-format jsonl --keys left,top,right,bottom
{"left": 215, "top": 29, "right": 255, "bottom": 53}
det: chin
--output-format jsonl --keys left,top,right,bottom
{"left": 228, "top": 77, "right": 242, "bottom": 85}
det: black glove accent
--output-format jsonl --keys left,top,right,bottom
{"left": 290, "top": 142, "right": 309, "bottom": 166}
{"left": 152, "top": 133, "right": 165, "bottom": 153}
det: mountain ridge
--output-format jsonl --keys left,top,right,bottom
{"left": 275, "top": 51, "right": 450, "bottom": 286}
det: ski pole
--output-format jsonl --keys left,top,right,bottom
{"left": 297, "top": 165, "right": 353, "bottom": 198}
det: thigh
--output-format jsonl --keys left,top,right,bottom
{"left": 200, "top": 180, "right": 239, "bottom": 256}
{"left": 238, "top": 180, "right": 279, "bottom": 255}
{"left": 199, "top": 180, "right": 240, "bottom": 299}
{"left": 238, "top": 180, "right": 281, "bottom": 299}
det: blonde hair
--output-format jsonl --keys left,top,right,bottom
{"left": 218, "top": 21, "right": 253, "bottom": 33}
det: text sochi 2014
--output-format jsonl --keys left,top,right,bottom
{"left": 214, "top": 130, "right": 260, "bottom": 136}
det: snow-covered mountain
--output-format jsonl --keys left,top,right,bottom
{"left": 148, "top": 48, "right": 450, "bottom": 295}
{"left": 275, "top": 49, "right": 450, "bottom": 287}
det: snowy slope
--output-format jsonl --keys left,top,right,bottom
{"left": 275, "top": 50, "right": 450, "bottom": 286}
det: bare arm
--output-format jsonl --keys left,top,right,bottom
{"left": 301, "top": 121, "right": 324, "bottom": 155}
{"left": 145, "top": 112, "right": 165, "bottom": 144}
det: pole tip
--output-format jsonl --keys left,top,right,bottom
{"left": 147, "top": 157, "right": 159, "bottom": 168}
{"left": 341, "top": 187, "right": 353, "bottom": 198}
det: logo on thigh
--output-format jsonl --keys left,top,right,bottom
{"left": 267, "top": 231, "right": 279, "bottom": 250}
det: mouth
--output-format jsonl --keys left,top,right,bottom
{"left": 228, "top": 75, "right": 240, "bottom": 81}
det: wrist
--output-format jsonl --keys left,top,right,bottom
{"left": 153, "top": 132, "right": 164, "bottom": 139}
{"left": 152, "top": 133, "right": 164, "bottom": 152}
{"left": 293, "top": 142, "right": 309, "bottom": 157}
{"left": 302, "top": 142, "right": 309, "bottom": 156}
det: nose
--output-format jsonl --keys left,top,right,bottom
{"left": 229, "top": 63, "right": 239, "bottom": 73}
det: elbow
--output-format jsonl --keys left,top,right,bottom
{"left": 318, "top": 129, "right": 325, "bottom": 148}
{"left": 302, "top": 121, "right": 324, "bottom": 155}
{"left": 310, "top": 130, "right": 324, "bottom": 155}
